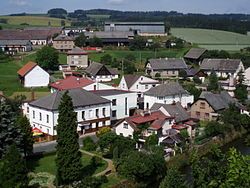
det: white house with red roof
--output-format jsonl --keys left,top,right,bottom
{"left": 50, "top": 76, "right": 114, "bottom": 93}
{"left": 17, "top": 61, "right": 50, "bottom": 88}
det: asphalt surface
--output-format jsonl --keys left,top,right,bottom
{"left": 33, "top": 133, "right": 98, "bottom": 153}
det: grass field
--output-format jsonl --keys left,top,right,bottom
{"left": 0, "top": 15, "right": 71, "bottom": 27}
{"left": 171, "top": 28, "right": 250, "bottom": 51}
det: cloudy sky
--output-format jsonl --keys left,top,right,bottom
{"left": 1, "top": 0, "right": 250, "bottom": 15}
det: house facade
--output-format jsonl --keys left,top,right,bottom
{"left": 67, "top": 47, "right": 88, "bottom": 68}
{"left": 0, "top": 40, "right": 32, "bottom": 55}
{"left": 17, "top": 61, "right": 50, "bottom": 88}
{"left": 146, "top": 58, "right": 188, "bottom": 78}
{"left": 53, "top": 34, "right": 74, "bottom": 52}
{"left": 144, "top": 83, "right": 194, "bottom": 109}
{"left": 26, "top": 89, "right": 111, "bottom": 136}
{"left": 92, "top": 90, "right": 137, "bottom": 121}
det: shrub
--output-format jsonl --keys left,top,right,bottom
{"left": 82, "top": 136, "right": 96, "bottom": 151}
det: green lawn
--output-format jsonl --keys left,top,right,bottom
{"left": 27, "top": 153, "right": 108, "bottom": 176}
{"left": 171, "top": 28, "right": 250, "bottom": 51}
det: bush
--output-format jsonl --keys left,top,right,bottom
{"left": 82, "top": 136, "right": 96, "bottom": 151}
{"left": 155, "top": 72, "right": 161, "bottom": 78}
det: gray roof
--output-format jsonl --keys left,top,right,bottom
{"left": 148, "top": 58, "right": 188, "bottom": 70}
{"left": 200, "top": 59, "right": 242, "bottom": 72}
{"left": 85, "top": 31, "right": 134, "bottom": 39}
{"left": 151, "top": 102, "right": 190, "bottom": 123}
{"left": 105, "top": 22, "right": 164, "bottom": 25}
{"left": 184, "top": 48, "right": 206, "bottom": 60}
{"left": 123, "top": 75, "right": 141, "bottom": 89}
{"left": 0, "top": 40, "right": 31, "bottom": 46}
{"left": 67, "top": 47, "right": 87, "bottom": 55}
{"left": 92, "top": 89, "right": 134, "bottom": 96}
{"left": 54, "top": 34, "right": 74, "bottom": 41}
{"left": 85, "top": 62, "right": 118, "bottom": 76}
{"left": 199, "top": 91, "right": 244, "bottom": 111}
{"left": 29, "top": 89, "right": 110, "bottom": 111}
{"left": 145, "top": 82, "right": 189, "bottom": 97}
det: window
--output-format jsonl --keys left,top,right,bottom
{"left": 27, "top": 107, "right": 29, "bottom": 113}
{"left": 123, "top": 123, "right": 128, "bottom": 129}
{"left": 136, "top": 85, "right": 139, "bottom": 89}
{"left": 125, "top": 97, "right": 128, "bottom": 115}
{"left": 200, "top": 102, "right": 206, "bottom": 109}
{"left": 89, "top": 110, "right": 93, "bottom": 118}
{"left": 172, "top": 70, "right": 175, "bottom": 74}
{"left": 33, "top": 111, "right": 35, "bottom": 119}
{"left": 152, "top": 84, "right": 156, "bottom": 87}
{"left": 82, "top": 111, "right": 85, "bottom": 120}
{"left": 94, "top": 85, "right": 97, "bottom": 91}
{"left": 96, "top": 109, "right": 99, "bottom": 117}
{"left": 122, "top": 83, "right": 125, "bottom": 88}
{"left": 112, "top": 110, "right": 117, "bottom": 117}
{"left": 205, "top": 113, "right": 209, "bottom": 119}
{"left": 39, "top": 113, "right": 42, "bottom": 121}
{"left": 96, "top": 122, "right": 99, "bottom": 128}
{"left": 145, "top": 85, "right": 148, "bottom": 89}
{"left": 47, "top": 129, "right": 49, "bottom": 134}
{"left": 46, "top": 115, "right": 49, "bottom": 123}
{"left": 112, "top": 99, "right": 117, "bottom": 106}
{"left": 103, "top": 121, "right": 106, "bottom": 126}
{"left": 196, "top": 111, "right": 201, "bottom": 117}
{"left": 102, "top": 108, "right": 106, "bottom": 117}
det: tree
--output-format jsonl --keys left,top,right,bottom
{"left": 145, "top": 134, "right": 159, "bottom": 148}
{"left": 0, "top": 144, "right": 28, "bottom": 188}
{"left": 179, "top": 69, "right": 187, "bottom": 78}
{"left": 17, "top": 116, "right": 33, "bottom": 157}
{"left": 204, "top": 121, "right": 225, "bottom": 137}
{"left": 159, "top": 168, "right": 187, "bottom": 188}
{"left": 61, "top": 20, "right": 66, "bottom": 26}
{"left": 74, "top": 33, "right": 87, "bottom": 47}
{"left": 36, "top": 46, "right": 59, "bottom": 71}
{"left": 96, "top": 127, "right": 111, "bottom": 137}
{"left": 100, "top": 54, "right": 112, "bottom": 65}
{"left": 123, "top": 54, "right": 136, "bottom": 74}
{"left": 89, "top": 36, "right": 103, "bottom": 47}
{"left": 0, "top": 101, "right": 22, "bottom": 158}
{"left": 56, "top": 91, "right": 83, "bottom": 185}
{"left": 234, "top": 70, "right": 247, "bottom": 103}
{"left": 82, "top": 136, "right": 96, "bottom": 151}
{"left": 207, "top": 71, "right": 219, "bottom": 91}
{"left": 129, "top": 36, "right": 147, "bottom": 50}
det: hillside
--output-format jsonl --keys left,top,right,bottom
{"left": 171, "top": 28, "right": 250, "bottom": 51}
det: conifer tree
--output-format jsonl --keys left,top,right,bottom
{"left": 0, "top": 144, "right": 28, "bottom": 188}
{"left": 55, "top": 91, "right": 83, "bottom": 185}
{"left": 207, "top": 71, "right": 219, "bottom": 91}
{"left": 17, "top": 115, "right": 34, "bottom": 157}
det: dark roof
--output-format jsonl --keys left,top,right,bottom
{"left": 85, "top": 62, "right": 118, "bottom": 76}
{"left": 67, "top": 47, "right": 88, "bottom": 55}
{"left": 0, "top": 40, "right": 31, "bottom": 46}
{"left": 29, "top": 89, "right": 110, "bottom": 111}
{"left": 184, "top": 48, "right": 207, "bottom": 60}
{"left": 92, "top": 89, "right": 134, "bottom": 96}
{"left": 148, "top": 58, "right": 188, "bottom": 70}
{"left": 145, "top": 82, "right": 189, "bottom": 97}
{"left": 53, "top": 34, "right": 74, "bottom": 41}
{"left": 200, "top": 59, "right": 242, "bottom": 72}
{"left": 199, "top": 91, "right": 244, "bottom": 111}
{"left": 151, "top": 102, "right": 190, "bottom": 123}
{"left": 123, "top": 75, "right": 141, "bottom": 89}
{"left": 17, "top": 61, "right": 37, "bottom": 77}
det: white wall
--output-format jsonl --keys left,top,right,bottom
{"left": 115, "top": 120, "right": 134, "bottom": 138}
{"left": 83, "top": 82, "right": 115, "bottom": 91}
{"left": 144, "top": 94, "right": 194, "bottom": 109}
{"left": 30, "top": 40, "right": 47, "bottom": 45}
{"left": 24, "top": 66, "right": 50, "bottom": 87}
{"left": 244, "top": 67, "right": 250, "bottom": 86}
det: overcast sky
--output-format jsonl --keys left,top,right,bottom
{"left": 1, "top": 0, "right": 250, "bottom": 15}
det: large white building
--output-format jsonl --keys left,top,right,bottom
{"left": 26, "top": 89, "right": 111, "bottom": 136}
{"left": 92, "top": 90, "right": 137, "bottom": 121}
{"left": 17, "top": 61, "right": 50, "bottom": 88}
{"left": 144, "top": 82, "right": 194, "bottom": 109}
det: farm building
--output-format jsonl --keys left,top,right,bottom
{"left": 0, "top": 40, "right": 32, "bottom": 55}
{"left": 67, "top": 47, "right": 88, "bottom": 68}
{"left": 17, "top": 61, "right": 50, "bottom": 88}
{"left": 104, "top": 22, "right": 166, "bottom": 36}
{"left": 184, "top": 48, "right": 207, "bottom": 64}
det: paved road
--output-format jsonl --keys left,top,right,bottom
{"left": 33, "top": 133, "right": 98, "bottom": 153}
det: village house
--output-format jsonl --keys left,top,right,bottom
{"left": 67, "top": 47, "right": 88, "bottom": 68}
{"left": 190, "top": 91, "right": 246, "bottom": 121}
{"left": 17, "top": 61, "right": 50, "bottom": 88}
{"left": 92, "top": 90, "right": 137, "bottom": 122}
{"left": 244, "top": 67, "right": 250, "bottom": 87}
{"left": 0, "top": 40, "right": 32, "bottom": 55}
{"left": 185, "top": 68, "right": 207, "bottom": 83}
{"left": 146, "top": 58, "right": 188, "bottom": 78}
{"left": 53, "top": 34, "right": 74, "bottom": 52}
{"left": 184, "top": 48, "right": 207, "bottom": 64}
{"left": 85, "top": 62, "right": 119, "bottom": 82}
{"left": 200, "top": 58, "right": 245, "bottom": 79}
{"left": 50, "top": 76, "right": 114, "bottom": 93}
{"left": 144, "top": 82, "right": 194, "bottom": 109}
{"left": 26, "top": 89, "right": 111, "bottom": 136}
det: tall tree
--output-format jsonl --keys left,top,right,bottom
{"left": 74, "top": 33, "right": 87, "bottom": 47}
{"left": 55, "top": 91, "right": 83, "bottom": 185}
{"left": 0, "top": 101, "right": 22, "bottom": 158}
{"left": 234, "top": 70, "right": 248, "bottom": 103}
{"left": 89, "top": 36, "right": 103, "bottom": 47}
{"left": 17, "top": 116, "right": 34, "bottom": 157}
{"left": 36, "top": 46, "right": 59, "bottom": 71}
{"left": 159, "top": 168, "right": 187, "bottom": 188}
{"left": 0, "top": 144, "right": 28, "bottom": 188}
{"left": 207, "top": 71, "right": 219, "bottom": 91}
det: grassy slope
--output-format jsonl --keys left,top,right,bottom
{"left": 0, "top": 15, "right": 71, "bottom": 27}
{"left": 171, "top": 28, "right": 250, "bottom": 51}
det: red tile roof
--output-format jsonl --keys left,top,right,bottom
{"left": 50, "top": 76, "right": 94, "bottom": 90}
{"left": 172, "top": 124, "right": 187, "bottom": 130}
{"left": 17, "top": 61, "right": 37, "bottom": 77}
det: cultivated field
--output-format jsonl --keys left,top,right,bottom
{"left": 0, "top": 16, "right": 71, "bottom": 27}
{"left": 171, "top": 28, "right": 250, "bottom": 51}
